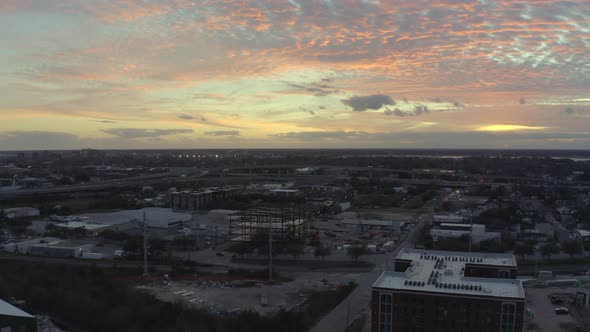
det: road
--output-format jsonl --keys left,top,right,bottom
{"left": 309, "top": 208, "right": 432, "bottom": 332}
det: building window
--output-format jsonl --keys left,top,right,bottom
{"left": 499, "top": 270, "right": 510, "bottom": 278}
{"left": 501, "top": 303, "right": 516, "bottom": 332}
{"left": 380, "top": 293, "right": 393, "bottom": 332}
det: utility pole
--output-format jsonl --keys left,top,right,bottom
{"left": 215, "top": 225, "right": 219, "bottom": 247}
{"left": 193, "top": 211, "right": 199, "bottom": 249}
{"left": 143, "top": 211, "right": 149, "bottom": 277}
{"left": 269, "top": 220, "right": 273, "bottom": 282}
{"left": 469, "top": 213, "right": 473, "bottom": 253}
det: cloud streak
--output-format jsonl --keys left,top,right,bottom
{"left": 100, "top": 128, "right": 193, "bottom": 139}
{"left": 204, "top": 130, "right": 240, "bottom": 136}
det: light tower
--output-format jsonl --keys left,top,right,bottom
{"left": 143, "top": 211, "right": 149, "bottom": 277}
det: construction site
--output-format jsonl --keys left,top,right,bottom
{"left": 228, "top": 205, "right": 310, "bottom": 244}
{"left": 137, "top": 271, "right": 359, "bottom": 316}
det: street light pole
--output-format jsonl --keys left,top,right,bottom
{"left": 143, "top": 211, "right": 149, "bottom": 277}
{"left": 469, "top": 213, "right": 473, "bottom": 253}
{"left": 269, "top": 221, "right": 273, "bottom": 282}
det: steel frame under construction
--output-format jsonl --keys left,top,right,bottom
{"left": 229, "top": 204, "right": 308, "bottom": 243}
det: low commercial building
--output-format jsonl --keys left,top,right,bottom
{"left": 170, "top": 187, "right": 240, "bottom": 211}
{"left": 3, "top": 237, "right": 94, "bottom": 258}
{"left": 4, "top": 207, "right": 40, "bottom": 220}
{"left": 28, "top": 241, "right": 94, "bottom": 258}
{"left": 52, "top": 208, "right": 190, "bottom": 231}
{"left": 0, "top": 299, "right": 37, "bottom": 332}
{"left": 430, "top": 223, "right": 501, "bottom": 244}
{"left": 371, "top": 249, "right": 524, "bottom": 332}
{"left": 336, "top": 219, "right": 402, "bottom": 232}
{"left": 269, "top": 189, "right": 300, "bottom": 197}
{"left": 433, "top": 214, "right": 464, "bottom": 225}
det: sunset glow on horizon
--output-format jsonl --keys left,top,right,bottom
{"left": 1, "top": 0, "right": 589, "bottom": 150}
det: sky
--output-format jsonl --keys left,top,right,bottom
{"left": 1, "top": 0, "right": 589, "bottom": 150}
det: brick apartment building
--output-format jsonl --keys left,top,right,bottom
{"left": 371, "top": 249, "right": 525, "bottom": 332}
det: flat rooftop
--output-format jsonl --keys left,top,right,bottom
{"left": 0, "top": 299, "right": 34, "bottom": 318}
{"left": 397, "top": 248, "right": 517, "bottom": 266}
{"left": 69, "top": 208, "right": 192, "bottom": 226}
{"left": 172, "top": 187, "right": 239, "bottom": 194}
{"left": 55, "top": 221, "right": 110, "bottom": 230}
{"left": 373, "top": 249, "right": 523, "bottom": 299}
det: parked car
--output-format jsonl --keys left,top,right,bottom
{"left": 551, "top": 296, "right": 564, "bottom": 304}
{"left": 555, "top": 307, "right": 569, "bottom": 315}
{"left": 216, "top": 252, "right": 225, "bottom": 257}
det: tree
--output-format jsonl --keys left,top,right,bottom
{"left": 98, "top": 229, "right": 129, "bottom": 241}
{"left": 228, "top": 242, "right": 254, "bottom": 258}
{"left": 347, "top": 245, "right": 369, "bottom": 262}
{"left": 314, "top": 245, "right": 332, "bottom": 261}
{"left": 540, "top": 242, "right": 559, "bottom": 261}
{"left": 123, "top": 237, "right": 142, "bottom": 255}
{"left": 513, "top": 243, "right": 534, "bottom": 261}
{"left": 149, "top": 238, "right": 167, "bottom": 258}
{"left": 286, "top": 240, "right": 305, "bottom": 261}
{"left": 576, "top": 208, "right": 590, "bottom": 229}
{"left": 561, "top": 240, "right": 582, "bottom": 258}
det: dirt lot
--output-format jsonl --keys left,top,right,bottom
{"left": 139, "top": 271, "right": 361, "bottom": 316}
{"left": 525, "top": 286, "right": 590, "bottom": 332}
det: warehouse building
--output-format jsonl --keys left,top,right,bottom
{"left": 170, "top": 187, "right": 241, "bottom": 211}
{"left": 371, "top": 249, "right": 524, "bottom": 332}
{"left": 432, "top": 214, "right": 465, "bottom": 225}
{"left": 3, "top": 237, "right": 94, "bottom": 258}
{"left": 430, "top": 223, "right": 501, "bottom": 244}
{"left": 3, "top": 207, "right": 40, "bottom": 220}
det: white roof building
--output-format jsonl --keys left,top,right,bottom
{"left": 373, "top": 249, "right": 523, "bottom": 299}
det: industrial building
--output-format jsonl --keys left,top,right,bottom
{"left": 371, "top": 249, "right": 524, "bottom": 332}
{"left": 432, "top": 214, "right": 465, "bottom": 225}
{"left": 0, "top": 299, "right": 37, "bottom": 332}
{"left": 229, "top": 205, "right": 308, "bottom": 243}
{"left": 430, "top": 223, "right": 501, "bottom": 244}
{"left": 47, "top": 208, "right": 191, "bottom": 230}
{"left": 3, "top": 207, "right": 40, "bottom": 220}
{"left": 170, "top": 187, "right": 241, "bottom": 211}
{"left": 3, "top": 237, "right": 94, "bottom": 258}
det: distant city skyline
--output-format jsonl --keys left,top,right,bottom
{"left": 1, "top": 0, "right": 589, "bottom": 150}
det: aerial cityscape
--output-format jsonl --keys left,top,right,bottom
{"left": 1, "top": 1, "right": 590, "bottom": 332}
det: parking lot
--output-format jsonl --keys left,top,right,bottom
{"left": 525, "top": 286, "right": 588, "bottom": 331}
